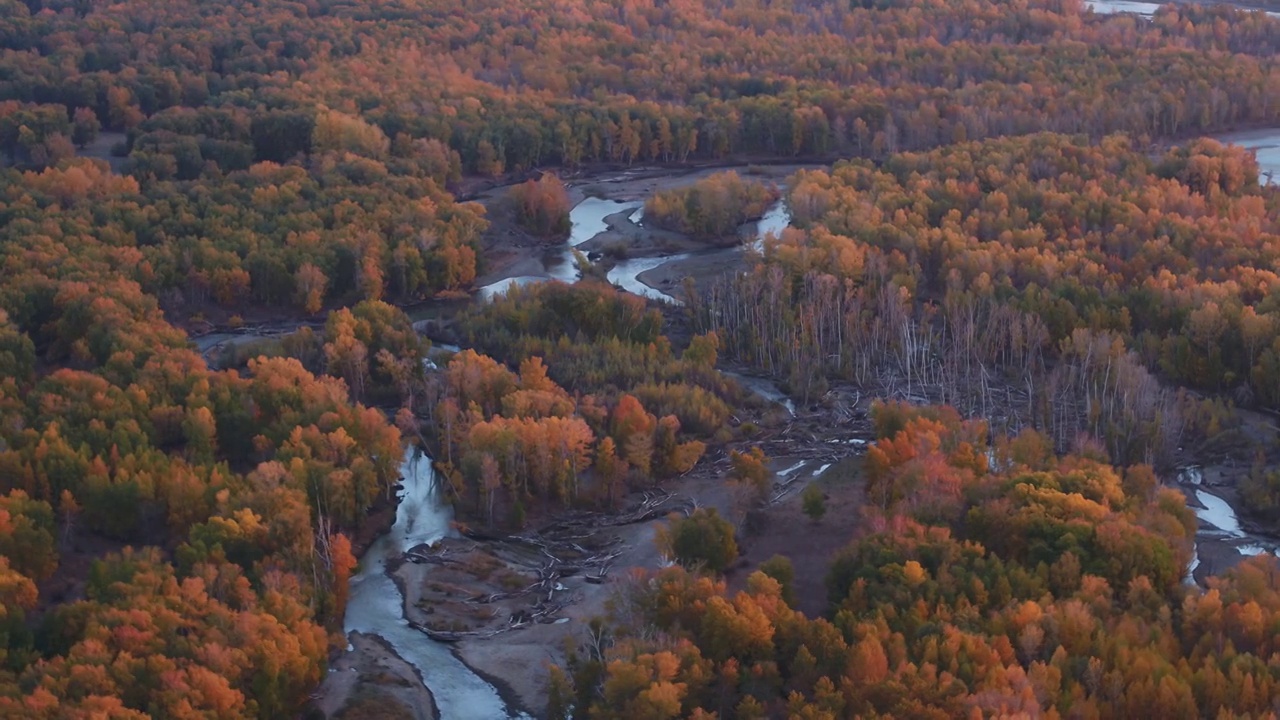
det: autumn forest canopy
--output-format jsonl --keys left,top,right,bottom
{"left": 1, "top": 0, "right": 1280, "bottom": 717}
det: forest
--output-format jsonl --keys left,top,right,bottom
{"left": 644, "top": 172, "right": 780, "bottom": 242}
{"left": 554, "top": 405, "right": 1280, "bottom": 719}
{"left": 698, "top": 133, "right": 1280, "bottom": 459}
{"left": 1, "top": 0, "right": 1280, "bottom": 718}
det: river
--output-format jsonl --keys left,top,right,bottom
{"left": 218, "top": 155, "right": 1277, "bottom": 712}
{"left": 480, "top": 187, "right": 793, "bottom": 305}
{"left": 1182, "top": 127, "right": 1280, "bottom": 576}
{"left": 597, "top": 196, "right": 794, "bottom": 304}
{"left": 344, "top": 449, "right": 528, "bottom": 719}
{"left": 607, "top": 253, "right": 693, "bottom": 302}
{"left": 477, "top": 197, "right": 642, "bottom": 299}
{"left": 1177, "top": 465, "right": 1280, "bottom": 583}
{"left": 337, "top": 374, "right": 802, "bottom": 718}
{"left": 1085, "top": 0, "right": 1280, "bottom": 17}
{"left": 588, "top": 155, "right": 1280, "bottom": 585}
{"left": 1085, "top": 0, "right": 1164, "bottom": 14}
{"left": 605, "top": 197, "right": 792, "bottom": 304}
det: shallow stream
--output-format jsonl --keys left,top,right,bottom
{"left": 479, "top": 185, "right": 793, "bottom": 305}
{"left": 343, "top": 450, "right": 528, "bottom": 719}
{"left": 1177, "top": 466, "right": 1279, "bottom": 583}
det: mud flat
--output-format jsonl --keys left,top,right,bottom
{"left": 390, "top": 486, "right": 693, "bottom": 713}
{"left": 321, "top": 365, "right": 867, "bottom": 716}
{"left": 576, "top": 208, "right": 702, "bottom": 257}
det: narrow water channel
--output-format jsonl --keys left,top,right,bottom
{"left": 752, "top": 199, "right": 791, "bottom": 253}
{"left": 479, "top": 184, "right": 794, "bottom": 305}
{"left": 607, "top": 253, "right": 693, "bottom": 302}
{"left": 1085, "top": 0, "right": 1280, "bottom": 18}
{"left": 344, "top": 449, "right": 527, "bottom": 719}
{"left": 478, "top": 197, "right": 642, "bottom": 299}
{"left": 1177, "top": 466, "right": 1280, "bottom": 583}
{"left": 606, "top": 197, "right": 795, "bottom": 305}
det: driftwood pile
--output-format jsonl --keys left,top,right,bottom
{"left": 404, "top": 490, "right": 692, "bottom": 642}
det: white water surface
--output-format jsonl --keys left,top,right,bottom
{"left": 477, "top": 275, "right": 545, "bottom": 301}
{"left": 1193, "top": 489, "right": 1245, "bottom": 538}
{"left": 751, "top": 200, "right": 792, "bottom": 253}
{"left": 777, "top": 460, "right": 808, "bottom": 477}
{"left": 570, "top": 197, "right": 642, "bottom": 247}
{"left": 607, "top": 253, "right": 692, "bottom": 303}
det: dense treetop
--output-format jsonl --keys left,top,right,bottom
{"left": 6, "top": 0, "right": 1280, "bottom": 177}
{"left": 553, "top": 406, "right": 1280, "bottom": 719}
{"left": 1, "top": 0, "right": 1280, "bottom": 717}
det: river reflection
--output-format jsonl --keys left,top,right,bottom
{"left": 607, "top": 253, "right": 692, "bottom": 303}
{"left": 477, "top": 197, "right": 641, "bottom": 297}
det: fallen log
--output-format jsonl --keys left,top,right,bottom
{"left": 404, "top": 550, "right": 459, "bottom": 565}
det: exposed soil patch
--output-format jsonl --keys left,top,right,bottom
{"left": 576, "top": 209, "right": 701, "bottom": 259}
{"left": 440, "top": 499, "right": 680, "bottom": 713}
{"left": 727, "top": 456, "right": 868, "bottom": 618}
{"left": 1192, "top": 536, "right": 1251, "bottom": 584}
{"left": 72, "top": 131, "right": 128, "bottom": 173}
{"left": 636, "top": 249, "right": 748, "bottom": 303}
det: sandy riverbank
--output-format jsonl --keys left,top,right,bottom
{"left": 384, "top": 494, "right": 681, "bottom": 714}
{"left": 446, "top": 517, "right": 663, "bottom": 713}
{"left": 634, "top": 250, "right": 749, "bottom": 303}
{"left": 312, "top": 633, "right": 438, "bottom": 720}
